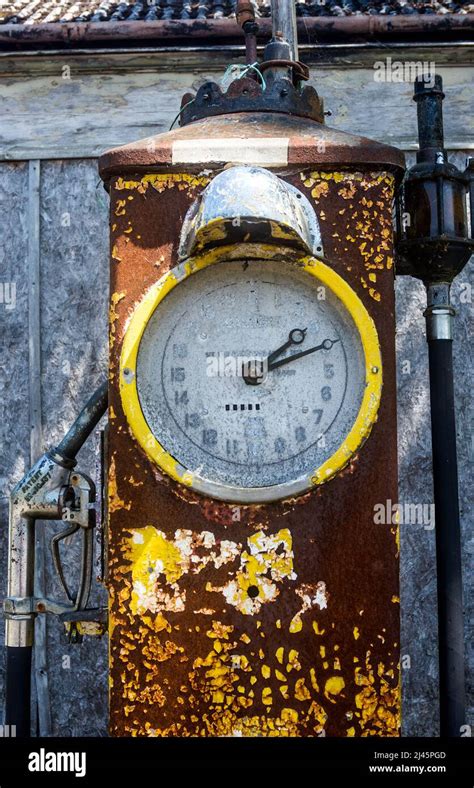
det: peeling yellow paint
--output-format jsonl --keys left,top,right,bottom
{"left": 125, "top": 526, "right": 241, "bottom": 616}
{"left": 108, "top": 456, "right": 131, "bottom": 513}
{"left": 112, "top": 244, "right": 121, "bottom": 262}
{"left": 325, "top": 676, "right": 345, "bottom": 700}
{"left": 115, "top": 173, "right": 211, "bottom": 195}
{"left": 295, "top": 678, "right": 311, "bottom": 701}
{"left": 289, "top": 615, "right": 303, "bottom": 633}
{"left": 109, "top": 291, "right": 125, "bottom": 349}
{"left": 310, "top": 668, "right": 319, "bottom": 692}
{"left": 311, "top": 181, "right": 329, "bottom": 199}
{"left": 353, "top": 654, "right": 399, "bottom": 736}
{"left": 300, "top": 170, "right": 395, "bottom": 303}
{"left": 312, "top": 621, "right": 325, "bottom": 636}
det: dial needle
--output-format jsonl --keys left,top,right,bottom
{"left": 267, "top": 328, "right": 307, "bottom": 365}
{"left": 268, "top": 338, "right": 339, "bottom": 371}
{"left": 242, "top": 328, "right": 307, "bottom": 385}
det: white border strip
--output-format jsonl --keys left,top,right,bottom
{"left": 172, "top": 137, "right": 290, "bottom": 166}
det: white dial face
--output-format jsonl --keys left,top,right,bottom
{"left": 136, "top": 258, "right": 366, "bottom": 502}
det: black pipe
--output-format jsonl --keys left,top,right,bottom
{"left": 414, "top": 74, "right": 445, "bottom": 162}
{"left": 56, "top": 381, "right": 108, "bottom": 461}
{"left": 427, "top": 337, "right": 466, "bottom": 736}
{"left": 397, "top": 74, "right": 470, "bottom": 734}
{"left": 466, "top": 157, "right": 474, "bottom": 237}
{"left": 5, "top": 646, "right": 32, "bottom": 736}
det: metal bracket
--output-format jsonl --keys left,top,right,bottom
{"left": 4, "top": 596, "right": 107, "bottom": 642}
{"left": 5, "top": 596, "right": 85, "bottom": 617}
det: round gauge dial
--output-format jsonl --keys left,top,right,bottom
{"left": 120, "top": 254, "right": 382, "bottom": 503}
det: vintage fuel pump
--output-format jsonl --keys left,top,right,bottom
{"left": 3, "top": 2, "right": 470, "bottom": 739}
{"left": 97, "top": 4, "right": 404, "bottom": 737}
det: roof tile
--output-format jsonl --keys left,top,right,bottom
{"left": 0, "top": 0, "right": 472, "bottom": 24}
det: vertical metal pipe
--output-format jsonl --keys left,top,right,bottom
{"left": 271, "top": 0, "right": 298, "bottom": 61}
{"left": 5, "top": 646, "right": 32, "bottom": 737}
{"left": 424, "top": 283, "right": 466, "bottom": 737}
{"left": 244, "top": 28, "right": 258, "bottom": 66}
{"left": 27, "top": 158, "right": 52, "bottom": 736}
{"left": 414, "top": 75, "right": 445, "bottom": 161}
{"left": 236, "top": 0, "right": 259, "bottom": 69}
{"left": 5, "top": 513, "right": 35, "bottom": 736}
{"left": 5, "top": 159, "right": 43, "bottom": 737}
{"left": 465, "top": 157, "right": 474, "bottom": 235}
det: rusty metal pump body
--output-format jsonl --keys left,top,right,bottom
{"left": 99, "top": 109, "right": 404, "bottom": 737}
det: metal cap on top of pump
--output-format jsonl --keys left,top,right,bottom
{"left": 178, "top": 0, "right": 324, "bottom": 126}
{"left": 98, "top": 0, "right": 405, "bottom": 182}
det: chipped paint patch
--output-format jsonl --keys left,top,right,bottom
{"left": 325, "top": 676, "right": 345, "bottom": 701}
{"left": 126, "top": 526, "right": 241, "bottom": 616}
{"left": 300, "top": 170, "right": 395, "bottom": 302}
{"left": 109, "top": 291, "right": 125, "bottom": 350}
{"left": 312, "top": 621, "right": 326, "bottom": 636}
{"left": 290, "top": 581, "right": 329, "bottom": 633}
{"left": 208, "top": 529, "right": 295, "bottom": 615}
{"left": 115, "top": 173, "right": 211, "bottom": 194}
{"left": 353, "top": 650, "right": 399, "bottom": 736}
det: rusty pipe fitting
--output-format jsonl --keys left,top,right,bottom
{"left": 236, "top": 0, "right": 259, "bottom": 67}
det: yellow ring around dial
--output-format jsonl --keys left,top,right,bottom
{"left": 119, "top": 244, "right": 382, "bottom": 496}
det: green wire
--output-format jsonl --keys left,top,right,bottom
{"left": 239, "top": 62, "right": 266, "bottom": 91}
{"left": 169, "top": 98, "right": 195, "bottom": 130}
{"left": 169, "top": 62, "right": 266, "bottom": 130}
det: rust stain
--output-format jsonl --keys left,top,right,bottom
{"left": 300, "top": 170, "right": 395, "bottom": 302}
{"left": 108, "top": 455, "right": 131, "bottom": 514}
